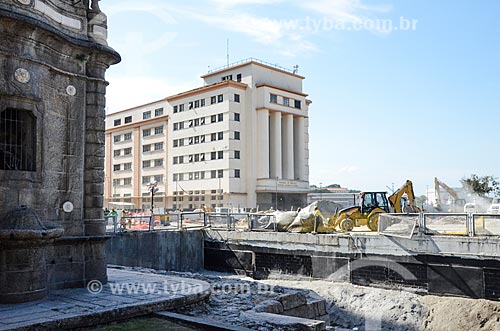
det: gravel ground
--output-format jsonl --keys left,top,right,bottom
{"left": 111, "top": 266, "right": 500, "bottom": 331}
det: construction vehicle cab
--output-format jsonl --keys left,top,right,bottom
{"left": 361, "top": 192, "right": 390, "bottom": 214}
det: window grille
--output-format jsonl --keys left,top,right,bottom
{"left": 0, "top": 109, "right": 36, "bottom": 171}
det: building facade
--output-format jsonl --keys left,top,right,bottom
{"left": 105, "top": 59, "right": 310, "bottom": 211}
{"left": 104, "top": 101, "right": 168, "bottom": 209}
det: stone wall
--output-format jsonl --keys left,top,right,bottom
{"left": 0, "top": 0, "right": 119, "bottom": 291}
{"left": 106, "top": 231, "right": 205, "bottom": 272}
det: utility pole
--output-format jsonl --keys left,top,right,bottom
{"left": 319, "top": 182, "right": 323, "bottom": 201}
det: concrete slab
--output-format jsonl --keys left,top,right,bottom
{"left": 0, "top": 268, "right": 211, "bottom": 331}
{"left": 242, "top": 311, "right": 326, "bottom": 331}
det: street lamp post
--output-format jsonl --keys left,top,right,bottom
{"left": 319, "top": 182, "right": 323, "bottom": 201}
{"left": 147, "top": 181, "right": 159, "bottom": 231}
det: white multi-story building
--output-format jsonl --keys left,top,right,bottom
{"left": 105, "top": 58, "right": 311, "bottom": 211}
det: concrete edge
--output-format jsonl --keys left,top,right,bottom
{"left": 155, "top": 311, "right": 254, "bottom": 331}
{"left": 7, "top": 286, "right": 211, "bottom": 331}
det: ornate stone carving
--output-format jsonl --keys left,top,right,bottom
{"left": 66, "top": 85, "right": 77, "bottom": 96}
{"left": 14, "top": 68, "right": 30, "bottom": 83}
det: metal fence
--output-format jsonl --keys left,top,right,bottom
{"left": 106, "top": 211, "right": 500, "bottom": 237}
{"left": 379, "top": 213, "right": 500, "bottom": 238}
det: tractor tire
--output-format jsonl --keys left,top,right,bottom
{"left": 340, "top": 218, "right": 354, "bottom": 232}
{"left": 368, "top": 213, "right": 380, "bottom": 232}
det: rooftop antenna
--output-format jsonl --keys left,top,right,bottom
{"left": 293, "top": 65, "right": 299, "bottom": 74}
{"left": 226, "top": 38, "right": 230, "bottom": 66}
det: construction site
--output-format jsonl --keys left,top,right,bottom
{"left": 98, "top": 178, "right": 500, "bottom": 330}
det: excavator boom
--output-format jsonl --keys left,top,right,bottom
{"left": 388, "top": 180, "right": 418, "bottom": 213}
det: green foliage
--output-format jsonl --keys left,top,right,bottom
{"left": 461, "top": 174, "right": 499, "bottom": 197}
{"left": 415, "top": 195, "right": 427, "bottom": 207}
{"left": 327, "top": 184, "right": 341, "bottom": 188}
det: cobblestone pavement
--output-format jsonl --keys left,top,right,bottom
{"left": 0, "top": 268, "right": 211, "bottom": 331}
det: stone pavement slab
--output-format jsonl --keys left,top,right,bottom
{"left": 0, "top": 268, "right": 211, "bottom": 331}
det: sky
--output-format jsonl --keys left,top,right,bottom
{"left": 101, "top": 0, "right": 500, "bottom": 195}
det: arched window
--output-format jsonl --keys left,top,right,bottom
{"left": 0, "top": 109, "right": 36, "bottom": 171}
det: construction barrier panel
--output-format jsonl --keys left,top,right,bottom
{"left": 378, "top": 213, "right": 419, "bottom": 239}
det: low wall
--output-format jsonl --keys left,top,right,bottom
{"left": 204, "top": 230, "right": 500, "bottom": 300}
{"left": 106, "top": 230, "right": 204, "bottom": 272}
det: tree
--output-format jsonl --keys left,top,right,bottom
{"left": 415, "top": 195, "right": 427, "bottom": 207}
{"left": 461, "top": 174, "right": 499, "bottom": 197}
{"left": 327, "top": 184, "right": 341, "bottom": 188}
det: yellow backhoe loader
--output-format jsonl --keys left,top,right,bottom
{"left": 328, "top": 180, "right": 419, "bottom": 232}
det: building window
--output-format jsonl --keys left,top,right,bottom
{"left": 234, "top": 94, "right": 240, "bottom": 103}
{"left": 123, "top": 178, "right": 132, "bottom": 185}
{"left": 218, "top": 113, "right": 223, "bottom": 122}
{"left": 234, "top": 131, "right": 240, "bottom": 140}
{"left": 179, "top": 104, "right": 184, "bottom": 112}
{"left": 222, "top": 74, "right": 233, "bottom": 81}
{"left": 173, "top": 123, "right": 179, "bottom": 131}
{"left": 113, "top": 164, "right": 121, "bottom": 171}
{"left": 235, "top": 169, "right": 240, "bottom": 178}
{"left": 0, "top": 109, "right": 37, "bottom": 171}
{"left": 211, "top": 152, "right": 216, "bottom": 160}
{"left": 154, "top": 175, "right": 164, "bottom": 183}
{"left": 211, "top": 133, "right": 217, "bottom": 141}
{"left": 218, "top": 132, "right": 223, "bottom": 140}
{"left": 179, "top": 156, "right": 184, "bottom": 164}
{"left": 194, "top": 100, "right": 200, "bottom": 108}
{"left": 211, "top": 96, "right": 216, "bottom": 104}
{"left": 142, "top": 176, "right": 151, "bottom": 184}
{"left": 179, "top": 139, "right": 184, "bottom": 147}
{"left": 143, "top": 160, "right": 151, "bottom": 168}
{"left": 283, "top": 97, "right": 290, "bottom": 107}
{"left": 189, "top": 102, "right": 194, "bottom": 110}
{"left": 201, "top": 99, "right": 205, "bottom": 107}
{"left": 234, "top": 113, "right": 240, "bottom": 121}
{"left": 270, "top": 94, "right": 277, "bottom": 103}
{"left": 143, "top": 128, "right": 151, "bottom": 137}
{"left": 217, "top": 94, "right": 223, "bottom": 103}
{"left": 124, "top": 133, "right": 132, "bottom": 141}
{"left": 154, "top": 159, "right": 163, "bottom": 167}
{"left": 173, "top": 105, "right": 178, "bottom": 113}
{"left": 124, "top": 148, "right": 132, "bottom": 155}
{"left": 155, "top": 126, "right": 163, "bottom": 135}
{"left": 113, "top": 179, "right": 121, "bottom": 186}
{"left": 218, "top": 151, "right": 223, "bottom": 159}
{"left": 114, "top": 150, "right": 121, "bottom": 157}
{"left": 124, "top": 163, "right": 132, "bottom": 170}
{"left": 294, "top": 100, "right": 302, "bottom": 109}
{"left": 211, "top": 170, "right": 217, "bottom": 178}
{"left": 218, "top": 170, "right": 223, "bottom": 178}
{"left": 114, "top": 119, "right": 121, "bottom": 126}
{"left": 154, "top": 142, "right": 164, "bottom": 150}
{"left": 194, "top": 118, "right": 200, "bottom": 127}
{"left": 143, "top": 145, "right": 151, "bottom": 152}
{"left": 155, "top": 108, "right": 164, "bottom": 116}
{"left": 235, "top": 150, "right": 240, "bottom": 159}
{"left": 143, "top": 111, "right": 151, "bottom": 120}
{"left": 236, "top": 73, "right": 242, "bottom": 82}
{"left": 114, "top": 135, "right": 121, "bottom": 143}
{"left": 125, "top": 116, "right": 132, "bottom": 124}
{"left": 211, "top": 115, "right": 217, "bottom": 123}
{"left": 173, "top": 156, "right": 178, "bottom": 165}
